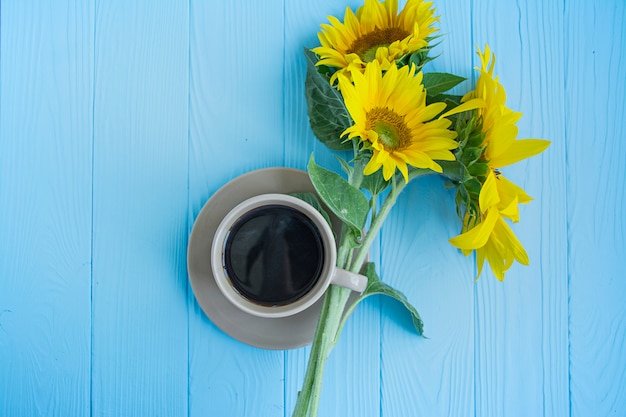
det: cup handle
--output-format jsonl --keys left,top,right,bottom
{"left": 331, "top": 268, "right": 368, "bottom": 293}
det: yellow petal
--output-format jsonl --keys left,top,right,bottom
{"left": 479, "top": 170, "right": 500, "bottom": 212}
{"left": 440, "top": 98, "right": 486, "bottom": 119}
{"left": 497, "top": 175, "right": 533, "bottom": 205}
{"left": 495, "top": 217, "right": 529, "bottom": 266}
{"left": 416, "top": 101, "right": 447, "bottom": 122}
{"left": 395, "top": 159, "right": 409, "bottom": 182}
{"left": 475, "top": 247, "right": 486, "bottom": 280}
{"left": 382, "top": 158, "right": 396, "bottom": 180}
{"left": 484, "top": 239, "right": 506, "bottom": 281}
{"left": 364, "top": 154, "right": 382, "bottom": 176}
{"left": 498, "top": 195, "right": 520, "bottom": 222}
{"left": 425, "top": 149, "right": 456, "bottom": 161}
{"left": 379, "top": 63, "right": 398, "bottom": 103}
{"left": 489, "top": 139, "right": 550, "bottom": 168}
{"left": 365, "top": 60, "right": 381, "bottom": 104}
{"left": 337, "top": 74, "right": 360, "bottom": 113}
{"left": 449, "top": 208, "right": 499, "bottom": 250}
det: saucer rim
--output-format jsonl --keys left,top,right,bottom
{"left": 187, "top": 167, "right": 331, "bottom": 350}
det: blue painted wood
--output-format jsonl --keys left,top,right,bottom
{"left": 380, "top": 1, "right": 475, "bottom": 415}
{"left": 470, "top": 1, "right": 570, "bottom": 416}
{"left": 187, "top": 1, "right": 286, "bottom": 416}
{"left": 566, "top": 1, "right": 626, "bottom": 416}
{"left": 0, "top": 1, "right": 93, "bottom": 416}
{"left": 1, "top": 0, "right": 625, "bottom": 416}
{"left": 90, "top": 1, "right": 189, "bottom": 416}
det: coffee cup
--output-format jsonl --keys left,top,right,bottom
{"left": 211, "top": 193, "right": 367, "bottom": 318}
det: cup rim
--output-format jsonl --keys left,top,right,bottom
{"left": 211, "top": 193, "right": 337, "bottom": 318}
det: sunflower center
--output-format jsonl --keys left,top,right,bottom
{"left": 348, "top": 27, "right": 410, "bottom": 62}
{"left": 366, "top": 107, "right": 411, "bottom": 151}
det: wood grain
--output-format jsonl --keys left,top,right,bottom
{"left": 379, "top": 1, "right": 475, "bottom": 415}
{"left": 380, "top": 177, "right": 475, "bottom": 417}
{"left": 470, "top": 1, "right": 570, "bottom": 415}
{"left": 566, "top": 1, "right": 626, "bottom": 415}
{"left": 90, "top": 1, "right": 189, "bottom": 415}
{"left": 516, "top": 1, "right": 570, "bottom": 415}
{"left": 0, "top": 1, "right": 93, "bottom": 415}
{"left": 187, "top": 1, "right": 286, "bottom": 416}
{"left": 0, "top": 0, "right": 625, "bottom": 415}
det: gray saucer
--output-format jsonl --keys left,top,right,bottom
{"left": 187, "top": 167, "right": 336, "bottom": 350}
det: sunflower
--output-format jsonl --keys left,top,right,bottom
{"left": 464, "top": 45, "right": 550, "bottom": 168}
{"left": 337, "top": 60, "right": 457, "bottom": 182}
{"left": 312, "top": 0, "right": 438, "bottom": 82}
{"left": 450, "top": 171, "right": 531, "bottom": 280}
{"left": 449, "top": 45, "right": 550, "bottom": 280}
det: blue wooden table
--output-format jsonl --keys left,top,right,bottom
{"left": 1, "top": 1, "right": 625, "bottom": 416}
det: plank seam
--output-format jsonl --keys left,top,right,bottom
{"left": 563, "top": 1, "right": 573, "bottom": 415}
{"left": 90, "top": 1, "right": 97, "bottom": 416}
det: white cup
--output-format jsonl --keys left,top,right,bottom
{"left": 211, "top": 193, "right": 367, "bottom": 318}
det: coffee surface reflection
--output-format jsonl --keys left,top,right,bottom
{"left": 223, "top": 205, "right": 325, "bottom": 306}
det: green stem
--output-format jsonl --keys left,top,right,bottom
{"left": 293, "top": 169, "right": 433, "bottom": 417}
{"left": 292, "top": 162, "right": 364, "bottom": 417}
{"left": 349, "top": 176, "right": 401, "bottom": 273}
{"left": 307, "top": 285, "right": 351, "bottom": 417}
{"left": 291, "top": 242, "right": 355, "bottom": 417}
{"left": 349, "top": 168, "right": 436, "bottom": 273}
{"left": 291, "top": 290, "right": 329, "bottom": 416}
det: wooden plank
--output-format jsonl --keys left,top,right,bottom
{"left": 187, "top": 1, "right": 286, "bottom": 416}
{"left": 566, "top": 1, "right": 626, "bottom": 415}
{"left": 0, "top": 1, "right": 93, "bottom": 416}
{"left": 378, "top": 1, "right": 475, "bottom": 416}
{"left": 380, "top": 179, "right": 475, "bottom": 417}
{"left": 516, "top": 2, "right": 569, "bottom": 415}
{"left": 90, "top": 1, "right": 189, "bottom": 415}
{"left": 471, "top": 1, "right": 568, "bottom": 415}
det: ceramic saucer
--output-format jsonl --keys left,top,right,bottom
{"left": 187, "top": 167, "right": 340, "bottom": 350}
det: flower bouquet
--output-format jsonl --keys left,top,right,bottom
{"left": 291, "top": 0, "right": 550, "bottom": 415}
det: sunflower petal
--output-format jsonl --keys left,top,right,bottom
{"left": 495, "top": 217, "right": 529, "bottom": 266}
{"left": 498, "top": 195, "right": 520, "bottom": 222}
{"left": 479, "top": 170, "right": 500, "bottom": 212}
{"left": 382, "top": 158, "right": 396, "bottom": 180}
{"left": 489, "top": 139, "right": 551, "bottom": 168}
{"left": 484, "top": 239, "right": 506, "bottom": 281}
{"left": 440, "top": 98, "right": 486, "bottom": 119}
{"left": 497, "top": 175, "right": 533, "bottom": 205}
{"left": 449, "top": 208, "right": 499, "bottom": 250}
{"left": 475, "top": 247, "right": 486, "bottom": 280}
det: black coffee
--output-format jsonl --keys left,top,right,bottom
{"left": 223, "top": 205, "right": 325, "bottom": 306}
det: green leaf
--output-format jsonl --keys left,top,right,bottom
{"left": 358, "top": 263, "right": 424, "bottom": 336}
{"left": 460, "top": 147, "right": 483, "bottom": 165}
{"left": 439, "top": 160, "right": 466, "bottom": 182}
{"left": 361, "top": 169, "right": 389, "bottom": 196}
{"left": 422, "top": 72, "right": 466, "bottom": 97}
{"left": 350, "top": 150, "right": 390, "bottom": 195}
{"left": 429, "top": 93, "right": 463, "bottom": 105}
{"left": 336, "top": 156, "right": 354, "bottom": 178}
{"left": 304, "top": 49, "right": 353, "bottom": 151}
{"left": 467, "top": 162, "right": 490, "bottom": 177}
{"left": 409, "top": 52, "right": 433, "bottom": 70}
{"left": 307, "top": 155, "right": 369, "bottom": 236}
{"left": 463, "top": 177, "right": 483, "bottom": 197}
{"left": 466, "top": 130, "right": 485, "bottom": 148}
{"left": 289, "top": 192, "right": 333, "bottom": 228}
